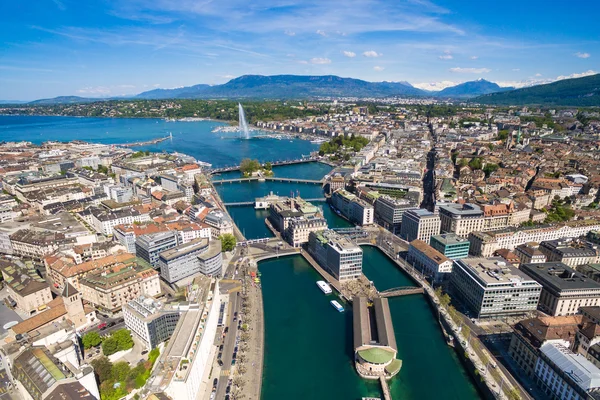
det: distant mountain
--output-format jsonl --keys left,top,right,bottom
{"left": 28, "top": 96, "right": 105, "bottom": 105}
{"left": 474, "top": 74, "right": 600, "bottom": 106}
{"left": 134, "top": 84, "right": 211, "bottom": 99}
{"left": 135, "top": 75, "right": 427, "bottom": 99}
{"left": 436, "top": 79, "right": 513, "bottom": 98}
{"left": 0, "top": 100, "right": 27, "bottom": 104}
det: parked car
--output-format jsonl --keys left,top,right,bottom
{"left": 107, "top": 321, "right": 116, "bottom": 328}
{"left": 98, "top": 322, "right": 107, "bottom": 330}
{"left": 141, "top": 350, "right": 148, "bottom": 355}
{"left": 213, "top": 378, "right": 218, "bottom": 388}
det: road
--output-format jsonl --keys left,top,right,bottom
{"left": 214, "top": 292, "right": 240, "bottom": 399}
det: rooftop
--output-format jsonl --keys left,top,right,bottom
{"left": 159, "top": 238, "right": 209, "bottom": 262}
{"left": 521, "top": 262, "right": 600, "bottom": 293}
{"left": 431, "top": 233, "right": 470, "bottom": 246}
{"left": 540, "top": 342, "right": 600, "bottom": 392}
{"left": 409, "top": 240, "right": 450, "bottom": 266}
{"left": 457, "top": 257, "right": 541, "bottom": 287}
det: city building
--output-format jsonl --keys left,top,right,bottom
{"left": 268, "top": 196, "right": 319, "bottom": 234}
{"left": 87, "top": 206, "right": 151, "bottom": 236}
{"left": 400, "top": 209, "right": 441, "bottom": 244}
{"left": 308, "top": 230, "right": 363, "bottom": 282}
{"left": 123, "top": 296, "right": 182, "bottom": 349}
{"left": 202, "top": 210, "right": 233, "bottom": 238}
{"left": 535, "top": 342, "right": 600, "bottom": 400}
{"left": 450, "top": 258, "right": 542, "bottom": 318}
{"left": 157, "top": 238, "right": 222, "bottom": 283}
{"left": 0, "top": 259, "right": 53, "bottom": 315}
{"left": 331, "top": 189, "right": 374, "bottom": 226}
{"left": 521, "top": 262, "right": 600, "bottom": 316}
{"left": 285, "top": 216, "right": 328, "bottom": 248}
{"left": 136, "top": 231, "right": 179, "bottom": 267}
{"left": 539, "top": 238, "right": 600, "bottom": 268}
{"left": 438, "top": 203, "right": 485, "bottom": 237}
{"left": 374, "top": 195, "right": 415, "bottom": 234}
{"left": 514, "top": 242, "right": 547, "bottom": 265}
{"left": 9, "top": 229, "right": 75, "bottom": 265}
{"left": 430, "top": 233, "right": 470, "bottom": 260}
{"left": 407, "top": 240, "right": 453, "bottom": 283}
{"left": 79, "top": 258, "right": 161, "bottom": 313}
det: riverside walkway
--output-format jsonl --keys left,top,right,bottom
{"left": 213, "top": 176, "right": 324, "bottom": 184}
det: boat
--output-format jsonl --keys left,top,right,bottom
{"left": 330, "top": 300, "right": 344, "bottom": 312}
{"left": 316, "top": 281, "right": 332, "bottom": 294}
{"left": 310, "top": 138, "right": 328, "bottom": 144}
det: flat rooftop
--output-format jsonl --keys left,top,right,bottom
{"left": 521, "top": 262, "right": 600, "bottom": 293}
{"left": 457, "top": 257, "right": 540, "bottom": 287}
{"left": 159, "top": 238, "right": 209, "bottom": 261}
{"left": 431, "top": 233, "right": 469, "bottom": 246}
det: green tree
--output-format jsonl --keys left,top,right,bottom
{"left": 483, "top": 163, "right": 499, "bottom": 178}
{"left": 148, "top": 348, "right": 160, "bottom": 365}
{"left": 468, "top": 157, "right": 483, "bottom": 170}
{"left": 102, "top": 337, "right": 119, "bottom": 356}
{"left": 264, "top": 162, "right": 272, "bottom": 171}
{"left": 240, "top": 158, "right": 261, "bottom": 176}
{"left": 112, "top": 361, "right": 131, "bottom": 382}
{"left": 218, "top": 233, "right": 237, "bottom": 252}
{"left": 82, "top": 331, "right": 102, "bottom": 349}
{"left": 112, "top": 329, "right": 134, "bottom": 351}
{"left": 91, "top": 356, "right": 113, "bottom": 382}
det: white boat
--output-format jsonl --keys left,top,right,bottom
{"left": 316, "top": 281, "right": 332, "bottom": 294}
{"left": 330, "top": 300, "right": 344, "bottom": 312}
{"left": 310, "top": 138, "right": 328, "bottom": 144}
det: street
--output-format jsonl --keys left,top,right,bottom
{"left": 214, "top": 292, "right": 240, "bottom": 399}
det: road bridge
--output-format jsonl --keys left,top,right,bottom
{"left": 223, "top": 197, "right": 326, "bottom": 206}
{"left": 213, "top": 177, "right": 324, "bottom": 185}
{"left": 209, "top": 157, "right": 319, "bottom": 174}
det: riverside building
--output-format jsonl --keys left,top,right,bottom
{"left": 374, "top": 195, "right": 415, "bottom": 234}
{"left": 451, "top": 258, "right": 542, "bottom": 318}
{"left": 430, "top": 233, "right": 470, "bottom": 259}
{"left": 331, "top": 189, "right": 374, "bottom": 226}
{"left": 520, "top": 262, "right": 600, "bottom": 316}
{"left": 308, "top": 230, "right": 362, "bottom": 282}
{"left": 400, "top": 209, "right": 441, "bottom": 244}
{"left": 407, "top": 240, "right": 453, "bottom": 283}
{"left": 157, "top": 238, "right": 222, "bottom": 283}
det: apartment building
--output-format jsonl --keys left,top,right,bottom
{"left": 539, "top": 238, "right": 600, "bottom": 268}
{"left": 0, "top": 260, "right": 53, "bottom": 315}
{"left": 407, "top": 239, "right": 453, "bottom": 283}
{"left": 514, "top": 242, "right": 547, "bottom": 265}
{"left": 285, "top": 216, "right": 328, "bottom": 248}
{"left": 400, "top": 209, "right": 441, "bottom": 244}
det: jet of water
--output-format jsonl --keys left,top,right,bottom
{"left": 238, "top": 103, "right": 250, "bottom": 140}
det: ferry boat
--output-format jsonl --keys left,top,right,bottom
{"left": 330, "top": 300, "right": 344, "bottom": 312}
{"left": 316, "top": 281, "right": 332, "bottom": 294}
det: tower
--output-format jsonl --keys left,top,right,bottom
{"left": 62, "top": 283, "right": 87, "bottom": 328}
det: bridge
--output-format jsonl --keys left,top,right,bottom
{"left": 209, "top": 157, "right": 319, "bottom": 174}
{"left": 379, "top": 286, "right": 424, "bottom": 298}
{"left": 236, "top": 238, "right": 270, "bottom": 247}
{"left": 223, "top": 197, "right": 326, "bottom": 206}
{"left": 213, "top": 177, "right": 324, "bottom": 185}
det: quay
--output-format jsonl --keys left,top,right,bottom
{"left": 213, "top": 176, "right": 324, "bottom": 185}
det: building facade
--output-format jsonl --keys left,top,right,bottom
{"left": 400, "top": 209, "right": 441, "bottom": 244}
{"left": 430, "top": 233, "right": 470, "bottom": 260}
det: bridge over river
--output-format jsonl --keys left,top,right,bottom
{"left": 209, "top": 157, "right": 321, "bottom": 174}
{"left": 213, "top": 176, "right": 324, "bottom": 185}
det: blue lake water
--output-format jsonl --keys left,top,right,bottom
{"left": 0, "top": 115, "right": 318, "bottom": 168}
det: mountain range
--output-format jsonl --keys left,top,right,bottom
{"left": 8, "top": 73, "right": 600, "bottom": 106}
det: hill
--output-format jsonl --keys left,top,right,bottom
{"left": 474, "top": 74, "right": 600, "bottom": 106}
{"left": 135, "top": 75, "right": 427, "bottom": 99}
{"left": 436, "top": 79, "right": 512, "bottom": 98}
{"left": 28, "top": 96, "right": 105, "bottom": 105}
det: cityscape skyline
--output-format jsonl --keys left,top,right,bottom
{"left": 1, "top": 0, "right": 598, "bottom": 100}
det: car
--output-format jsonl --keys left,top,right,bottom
{"left": 225, "top": 385, "right": 231, "bottom": 394}
{"left": 213, "top": 378, "right": 218, "bottom": 388}
{"left": 210, "top": 392, "right": 215, "bottom": 400}
{"left": 234, "top": 346, "right": 238, "bottom": 353}
{"left": 224, "top": 327, "right": 229, "bottom": 334}
{"left": 218, "top": 352, "right": 222, "bottom": 359}
{"left": 219, "top": 345, "right": 224, "bottom": 351}
{"left": 141, "top": 350, "right": 148, "bottom": 355}
{"left": 117, "top": 318, "right": 124, "bottom": 323}
{"left": 107, "top": 321, "right": 116, "bottom": 328}
{"left": 97, "top": 322, "right": 107, "bottom": 330}
{"left": 231, "top": 359, "right": 236, "bottom": 365}
{"left": 217, "top": 359, "right": 223, "bottom": 366}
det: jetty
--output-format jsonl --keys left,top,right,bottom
{"left": 115, "top": 135, "right": 170, "bottom": 147}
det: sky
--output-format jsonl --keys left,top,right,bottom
{"left": 0, "top": 0, "right": 598, "bottom": 100}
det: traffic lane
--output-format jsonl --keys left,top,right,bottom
{"left": 215, "top": 293, "right": 240, "bottom": 399}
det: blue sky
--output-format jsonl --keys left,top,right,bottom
{"left": 0, "top": 0, "right": 598, "bottom": 100}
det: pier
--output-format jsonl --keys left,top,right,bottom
{"left": 213, "top": 177, "right": 324, "bottom": 185}
{"left": 115, "top": 135, "right": 170, "bottom": 147}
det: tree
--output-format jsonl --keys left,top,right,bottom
{"left": 91, "top": 356, "right": 113, "bottom": 382}
{"left": 112, "top": 329, "right": 134, "bottom": 351}
{"left": 468, "top": 157, "right": 483, "bottom": 170}
{"left": 483, "top": 163, "right": 499, "bottom": 178}
{"left": 82, "top": 331, "right": 102, "bottom": 349}
{"left": 218, "top": 233, "right": 237, "bottom": 252}
{"left": 148, "top": 348, "right": 160, "bottom": 364}
{"left": 240, "top": 158, "right": 260, "bottom": 176}
{"left": 102, "top": 337, "right": 119, "bottom": 356}
{"left": 112, "top": 361, "right": 131, "bottom": 382}
{"left": 264, "top": 162, "right": 272, "bottom": 171}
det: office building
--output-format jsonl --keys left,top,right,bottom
{"left": 374, "top": 195, "right": 415, "bottom": 234}
{"left": 0, "top": 259, "right": 52, "bottom": 315}
{"left": 407, "top": 240, "right": 453, "bottom": 283}
{"left": 157, "top": 238, "right": 222, "bottom": 283}
{"left": 308, "top": 230, "right": 362, "bottom": 282}
{"left": 400, "top": 209, "right": 441, "bottom": 244}
{"left": 514, "top": 242, "right": 547, "bottom": 265}
{"left": 135, "top": 230, "right": 179, "bottom": 267}
{"left": 331, "top": 189, "right": 374, "bottom": 226}
{"left": 521, "top": 262, "right": 600, "bottom": 316}
{"left": 123, "top": 296, "right": 182, "bottom": 349}
{"left": 451, "top": 258, "right": 542, "bottom": 318}
{"left": 438, "top": 203, "right": 484, "bottom": 237}
{"left": 539, "top": 238, "right": 600, "bottom": 268}
{"left": 430, "top": 233, "right": 470, "bottom": 260}
{"left": 285, "top": 216, "right": 328, "bottom": 248}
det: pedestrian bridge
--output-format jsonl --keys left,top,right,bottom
{"left": 379, "top": 286, "right": 424, "bottom": 298}
{"left": 213, "top": 177, "right": 324, "bottom": 185}
{"left": 236, "top": 238, "right": 270, "bottom": 247}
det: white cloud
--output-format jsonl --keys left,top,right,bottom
{"left": 284, "top": 30, "right": 295, "bottom": 36}
{"left": 316, "top": 30, "right": 327, "bottom": 36}
{"left": 310, "top": 57, "right": 331, "bottom": 64}
{"left": 363, "top": 50, "right": 381, "bottom": 58}
{"left": 343, "top": 51, "right": 356, "bottom": 58}
{"left": 534, "top": 73, "right": 542, "bottom": 77}
{"left": 449, "top": 67, "right": 491, "bottom": 74}
{"left": 218, "top": 75, "right": 234, "bottom": 79}
{"left": 373, "top": 66, "right": 385, "bottom": 71}
{"left": 413, "top": 81, "right": 458, "bottom": 91}
{"left": 470, "top": 56, "right": 478, "bottom": 60}
{"left": 575, "top": 52, "right": 590, "bottom": 59}
{"left": 512, "top": 68, "right": 520, "bottom": 72}
{"left": 297, "top": 60, "right": 308, "bottom": 64}
{"left": 77, "top": 86, "right": 111, "bottom": 95}
{"left": 438, "top": 50, "right": 453, "bottom": 60}
{"left": 497, "top": 70, "right": 598, "bottom": 88}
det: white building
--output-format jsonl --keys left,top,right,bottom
{"left": 308, "top": 230, "right": 362, "bottom": 282}
{"left": 407, "top": 239, "right": 453, "bottom": 283}
{"left": 400, "top": 209, "right": 441, "bottom": 244}
{"left": 331, "top": 189, "right": 374, "bottom": 226}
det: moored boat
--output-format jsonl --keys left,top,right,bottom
{"left": 316, "top": 280, "right": 332, "bottom": 294}
{"left": 330, "top": 300, "right": 344, "bottom": 312}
